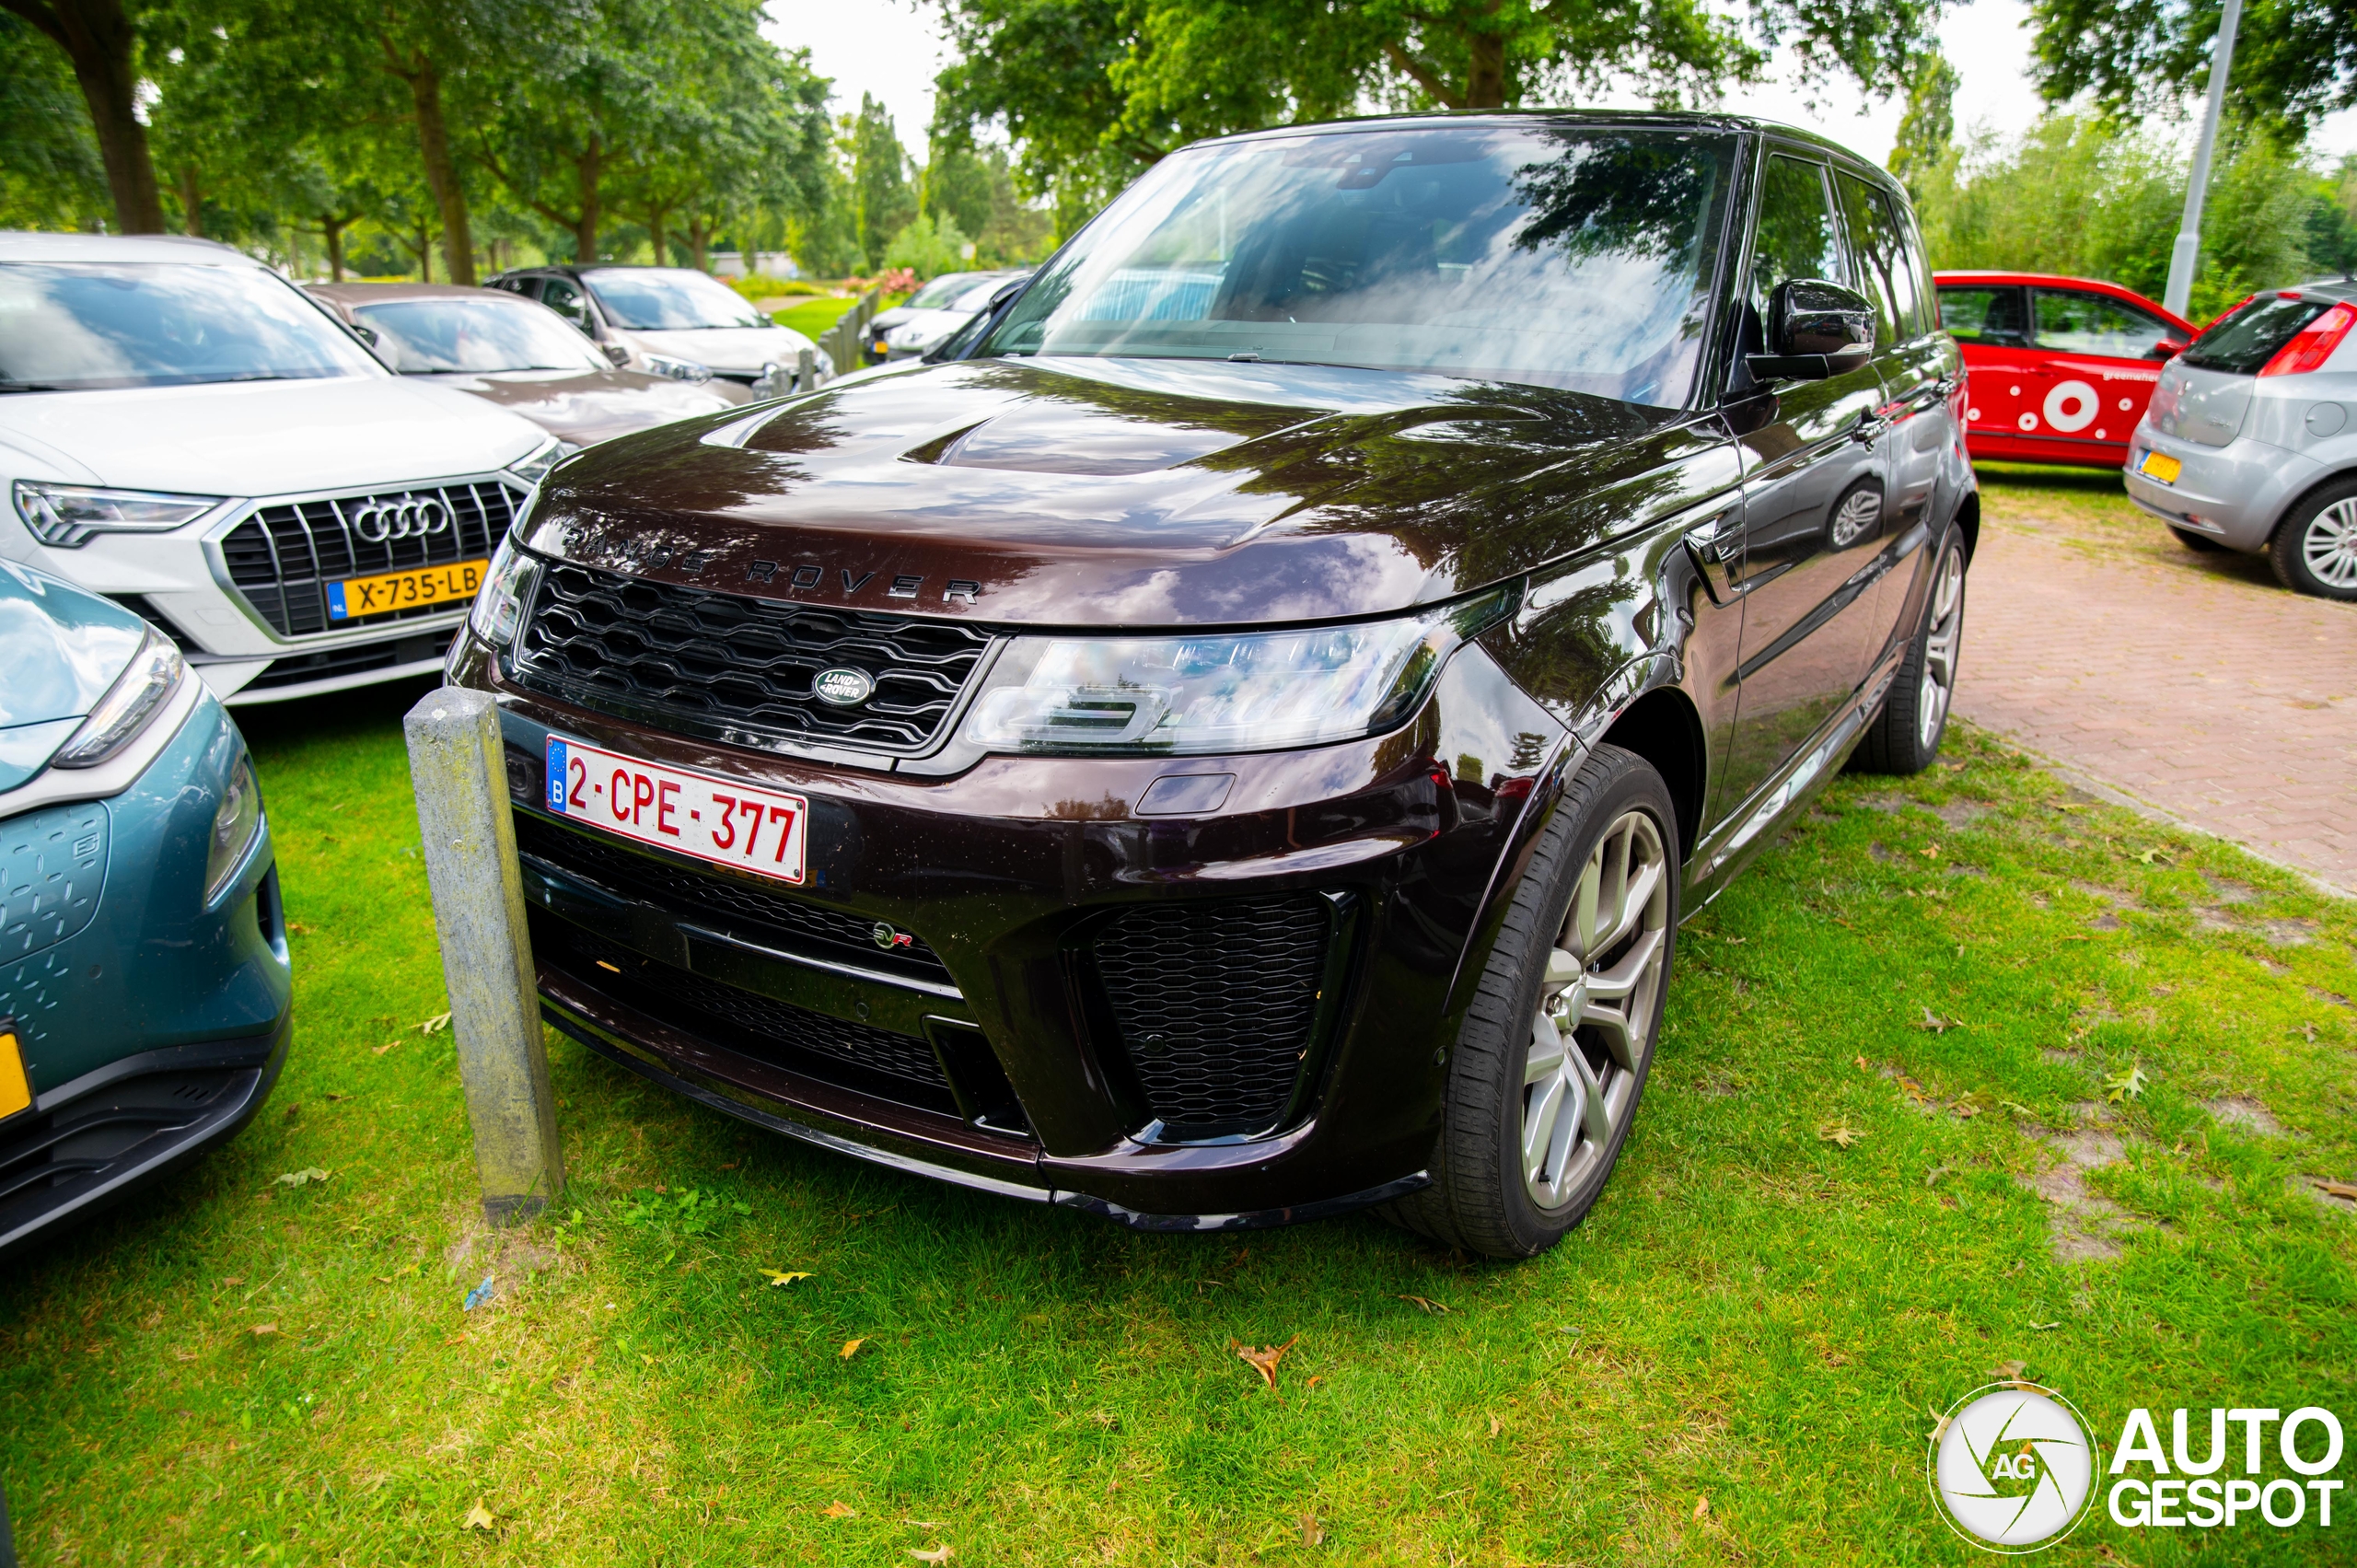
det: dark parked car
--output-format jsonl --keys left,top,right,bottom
{"left": 308, "top": 283, "right": 753, "bottom": 447}
{"left": 0, "top": 561, "right": 289, "bottom": 1260}
{"left": 449, "top": 112, "right": 1971, "bottom": 1258}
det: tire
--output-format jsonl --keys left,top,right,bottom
{"left": 2168, "top": 525, "right": 2221, "bottom": 553}
{"left": 1852, "top": 529, "right": 1967, "bottom": 774}
{"left": 2269, "top": 481, "right": 2357, "bottom": 600}
{"left": 1382, "top": 744, "right": 1678, "bottom": 1259}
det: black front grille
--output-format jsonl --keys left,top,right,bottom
{"left": 1093, "top": 896, "right": 1331, "bottom": 1136}
{"left": 540, "top": 917, "right": 955, "bottom": 1107}
{"left": 511, "top": 559, "right": 993, "bottom": 754}
{"left": 222, "top": 481, "right": 519, "bottom": 636}
{"left": 512, "top": 811, "right": 949, "bottom": 981}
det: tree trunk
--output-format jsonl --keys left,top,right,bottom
{"left": 1465, "top": 30, "right": 1507, "bottom": 109}
{"left": 175, "top": 165, "right": 203, "bottom": 236}
{"left": 574, "top": 138, "right": 602, "bottom": 261}
{"left": 686, "top": 214, "right": 709, "bottom": 272}
{"left": 647, "top": 204, "right": 667, "bottom": 267}
{"left": 322, "top": 215, "right": 347, "bottom": 282}
{"left": 6, "top": 0, "right": 167, "bottom": 231}
{"left": 400, "top": 53, "right": 475, "bottom": 285}
{"left": 414, "top": 221, "right": 433, "bottom": 283}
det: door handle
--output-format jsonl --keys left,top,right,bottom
{"left": 1851, "top": 413, "right": 1887, "bottom": 447}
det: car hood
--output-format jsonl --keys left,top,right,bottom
{"left": 414, "top": 368, "right": 750, "bottom": 447}
{"left": 0, "top": 375, "right": 547, "bottom": 495}
{"left": 524, "top": 355, "right": 1722, "bottom": 628}
{"left": 0, "top": 562, "right": 146, "bottom": 791}
{"left": 617, "top": 325, "right": 819, "bottom": 376}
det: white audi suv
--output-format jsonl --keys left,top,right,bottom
{"left": 0, "top": 232, "right": 563, "bottom": 703}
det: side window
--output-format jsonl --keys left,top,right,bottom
{"left": 540, "top": 276, "right": 592, "bottom": 332}
{"left": 2033, "top": 290, "right": 2173, "bottom": 358}
{"left": 1751, "top": 155, "right": 1844, "bottom": 311}
{"left": 1897, "top": 207, "right": 1939, "bottom": 338}
{"left": 1833, "top": 170, "right": 1910, "bottom": 347}
{"left": 493, "top": 276, "right": 539, "bottom": 300}
{"left": 1936, "top": 285, "right": 2029, "bottom": 345}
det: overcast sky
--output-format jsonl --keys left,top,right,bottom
{"left": 761, "top": 0, "right": 2356, "bottom": 167}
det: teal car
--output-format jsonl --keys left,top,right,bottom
{"left": 0, "top": 561, "right": 289, "bottom": 1259}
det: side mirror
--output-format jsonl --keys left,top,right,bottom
{"left": 1748, "top": 279, "right": 1875, "bottom": 382}
{"left": 601, "top": 343, "right": 630, "bottom": 368}
{"left": 2147, "top": 338, "right": 2188, "bottom": 361}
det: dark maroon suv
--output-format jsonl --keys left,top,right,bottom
{"left": 448, "top": 112, "right": 1972, "bottom": 1258}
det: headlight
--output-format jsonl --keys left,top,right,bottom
{"left": 643, "top": 354, "right": 714, "bottom": 385}
{"left": 13, "top": 482, "right": 220, "bottom": 548}
{"left": 958, "top": 587, "right": 1515, "bottom": 756}
{"left": 52, "top": 629, "right": 185, "bottom": 769}
{"left": 505, "top": 439, "right": 579, "bottom": 488}
{"left": 469, "top": 534, "right": 542, "bottom": 648}
{"left": 204, "top": 753, "right": 265, "bottom": 903}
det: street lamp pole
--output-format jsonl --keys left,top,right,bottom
{"left": 2164, "top": 0, "right": 2244, "bottom": 319}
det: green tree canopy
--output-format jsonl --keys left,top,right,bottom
{"left": 2031, "top": 0, "right": 2357, "bottom": 134}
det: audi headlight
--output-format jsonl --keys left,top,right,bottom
{"left": 203, "top": 753, "right": 265, "bottom": 904}
{"left": 505, "top": 439, "right": 578, "bottom": 489}
{"left": 643, "top": 354, "right": 714, "bottom": 385}
{"left": 959, "top": 587, "right": 1515, "bottom": 756}
{"left": 469, "top": 534, "right": 542, "bottom": 648}
{"left": 14, "top": 482, "right": 220, "bottom": 549}
{"left": 52, "top": 629, "right": 185, "bottom": 769}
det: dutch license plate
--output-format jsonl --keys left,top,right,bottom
{"left": 544, "top": 736, "right": 808, "bottom": 883}
{"left": 327, "top": 559, "right": 489, "bottom": 621}
{"left": 0, "top": 1018, "right": 29, "bottom": 1122}
{"left": 2138, "top": 449, "right": 2182, "bottom": 485}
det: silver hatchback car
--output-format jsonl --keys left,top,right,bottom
{"left": 2125, "top": 286, "right": 2357, "bottom": 598}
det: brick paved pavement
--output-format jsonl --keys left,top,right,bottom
{"left": 1954, "top": 492, "right": 2357, "bottom": 895}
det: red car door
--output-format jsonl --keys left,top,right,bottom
{"left": 1936, "top": 283, "right": 2039, "bottom": 453}
{"left": 2026, "top": 287, "right": 2185, "bottom": 466}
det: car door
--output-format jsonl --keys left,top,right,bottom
{"left": 2028, "top": 288, "right": 2181, "bottom": 464}
{"left": 1835, "top": 168, "right": 1956, "bottom": 669}
{"left": 1935, "top": 282, "right": 2037, "bottom": 453}
{"left": 1717, "top": 151, "right": 1893, "bottom": 812}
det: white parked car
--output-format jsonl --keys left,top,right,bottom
{"left": 484, "top": 264, "right": 832, "bottom": 393}
{"left": 864, "top": 270, "right": 1029, "bottom": 363}
{"left": 0, "top": 232, "right": 563, "bottom": 703}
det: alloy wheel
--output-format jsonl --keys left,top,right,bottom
{"left": 1918, "top": 543, "right": 1966, "bottom": 751}
{"left": 1520, "top": 808, "right": 1670, "bottom": 1209}
{"left": 2303, "top": 498, "right": 2357, "bottom": 589}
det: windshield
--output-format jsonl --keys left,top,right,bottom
{"left": 0, "top": 262, "right": 381, "bottom": 392}
{"left": 354, "top": 297, "right": 610, "bottom": 373}
{"left": 906, "top": 273, "right": 981, "bottom": 308}
{"left": 977, "top": 124, "right": 1736, "bottom": 405}
{"left": 947, "top": 276, "right": 1016, "bottom": 312}
{"left": 584, "top": 267, "right": 771, "bottom": 331}
{"left": 2182, "top": 294, "right": 2328, "bottom": 376}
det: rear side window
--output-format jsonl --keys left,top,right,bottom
{"left": 2182, "top": 295, "right": 2329, "bottom": 375}
{"left": 1937, "top": 285, "right": 2029, "bottom": 345}
{"left": 1834, "top": 170, "right": 1915, "bottom": 346}
{"left": 2033, "top": 290, "right": 2173, "bottom": 358}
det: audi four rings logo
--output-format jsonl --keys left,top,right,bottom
{"left": 351, "top": 495, "right": 452, "bottom": 543}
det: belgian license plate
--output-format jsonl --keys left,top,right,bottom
{"left": 0, "top": 1017, "right": 29, "bottom": 1122}
{"left": 327, "top": 559, "right": 489, "bottom": 621}
{"left": 544, "top": 736, "right": 808, "bottom": 883}
{"left": 2138, "top": 449, "right": 2182, "bottom": 485}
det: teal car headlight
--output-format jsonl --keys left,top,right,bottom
{"left": 204, "top": 753, "right": 265, "bottom": 903}
{"left": 52, "top": 629, "right": 185, "bottom": 769}
{"left": 958, "top": 587, "right": 1515, "bottom": 757}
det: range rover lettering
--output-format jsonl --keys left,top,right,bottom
{"left": 448, "top": 114, "right": 1973, "bottom": 1258}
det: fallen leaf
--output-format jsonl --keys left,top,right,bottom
{"left": 1488, "top": 1413, "right": 1503, "bottom": 1436}
{"left": 1950, "top": 1094, "right": 1988, "bottom": 1120}
{"left": 1396, "top": 1294, "right": 1449, "bottom": 1314}
{"left": 903, "top": 1520, "right": 946, "bottom": 1529}
{"left": 1694, "top": 1496, "right": 1712, "bottom": 1520}
{"left": 462, "top": 1499, "right": 495, "bottom": 1531}
{"left": 2030, "top": 1320, "right": 2061, "bottom": 1331}
{"left": 908, "top": 1547, "right": 952, "bottom": 1564}
{"left": 250, "top": 1323, "right": 278, "bottom": 1337}
{"left": 839, "top": 1337, "right": 865, "bottom": 1359}
{"left": 286, "top": 922, "right": 314, "bottom": 935}
{"left": 820, "top": 1501, "right": 856, "bottom": 1519}
{"left": 419, "top": 1010, "right": 452, "bottom": 1034}
{"left": 1928, "top": 1408, "right": 1953, "bottom": 1442}
{"left": 1853, "top": 1055, "right": 1868, "bottom": 1071}
{"left": 375, "top": 1275, "right": 393, "bottom": 1284}
{"left": 1918, "top": 1007, "right": 1956, "bottom": 1034}
{"left": 1299, "top": 1514, "right": 1324, "bottom": 1546}
{"left": 1235, "top": 1334, "right": 1298, "bottom": 1390}
{"left": 1922, "top": 842, "right": 1941, "bottom": 859}
{"left": 2104, "top": 1063, "right": 2150, "bottom": 1103}
{"left": 372, "top": 1040, "right": 401, "bottom": 1055}
{"left": 1896, "top": 1074, "right": 1934, "bottom": 1104}
{"left": 273, "top": 1167, "right": 331, "bottom": 1188}
{"left": 2317, "top": 1180, "right": 2357, "bottom": 1200}
{"left": 1990, "top": 1358, "right": 2029, "bottom": 1388}
{"left": 761, "top": 1269, "right": 813, "bottom": 1288}
{"left": 1924, "top": 1164, "right": 1955, "bottom": 1187}
{"left": 1818, "top": 1124, "right": 1865, "bottom": 1149}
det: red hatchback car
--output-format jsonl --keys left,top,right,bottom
{"left": 1933, "top": 272, "right": 2196, "bottom": 469}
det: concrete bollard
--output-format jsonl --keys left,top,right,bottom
{"left": 403, "top": 687, "right": 564, "bottom": 1223}
{"left": 797, "top": 344, "right": 817, "bottom": 390}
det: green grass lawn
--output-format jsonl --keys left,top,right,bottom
{"left": 5, "top": 490, "right": 2354, "bottom": 1562}
{"left": 765, "top": 296, "right": 861, "bottom": 343}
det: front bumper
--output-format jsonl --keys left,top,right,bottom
{"left": 2121, "top": 426, "right": 2321, "bottom": 552}
{"left": 452, "top": 627, "right": 1568, "bottom": 1225}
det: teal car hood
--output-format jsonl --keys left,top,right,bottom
{"left": 0, "top": 562, "right": 146, "bottom": 791}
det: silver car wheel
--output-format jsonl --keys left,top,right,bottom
{"left": 2303, "top": 497, "right": 2357, "bottom": 589}
{"left": 1521, "top": 808, "right": 1670, "bottom": 1209}
{"left": 1918, "top": 541, "right": 1966, "bottom": 751}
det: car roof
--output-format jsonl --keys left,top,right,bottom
{"left": 0, "top": 231, "right": 266, "bottom": 267}
{"left": 308, "top": 282, "right": 523, "bottom": 305}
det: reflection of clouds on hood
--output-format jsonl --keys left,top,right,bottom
{"left": 0, "top": 595, "right": 142, "bottom": 726}
{"left": 970, "top": 535, "right": 1425, "bottom": 630}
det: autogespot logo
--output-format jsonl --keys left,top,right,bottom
{"left": 1929, "top": 1384, "right": 2100, "bottom": 1553}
